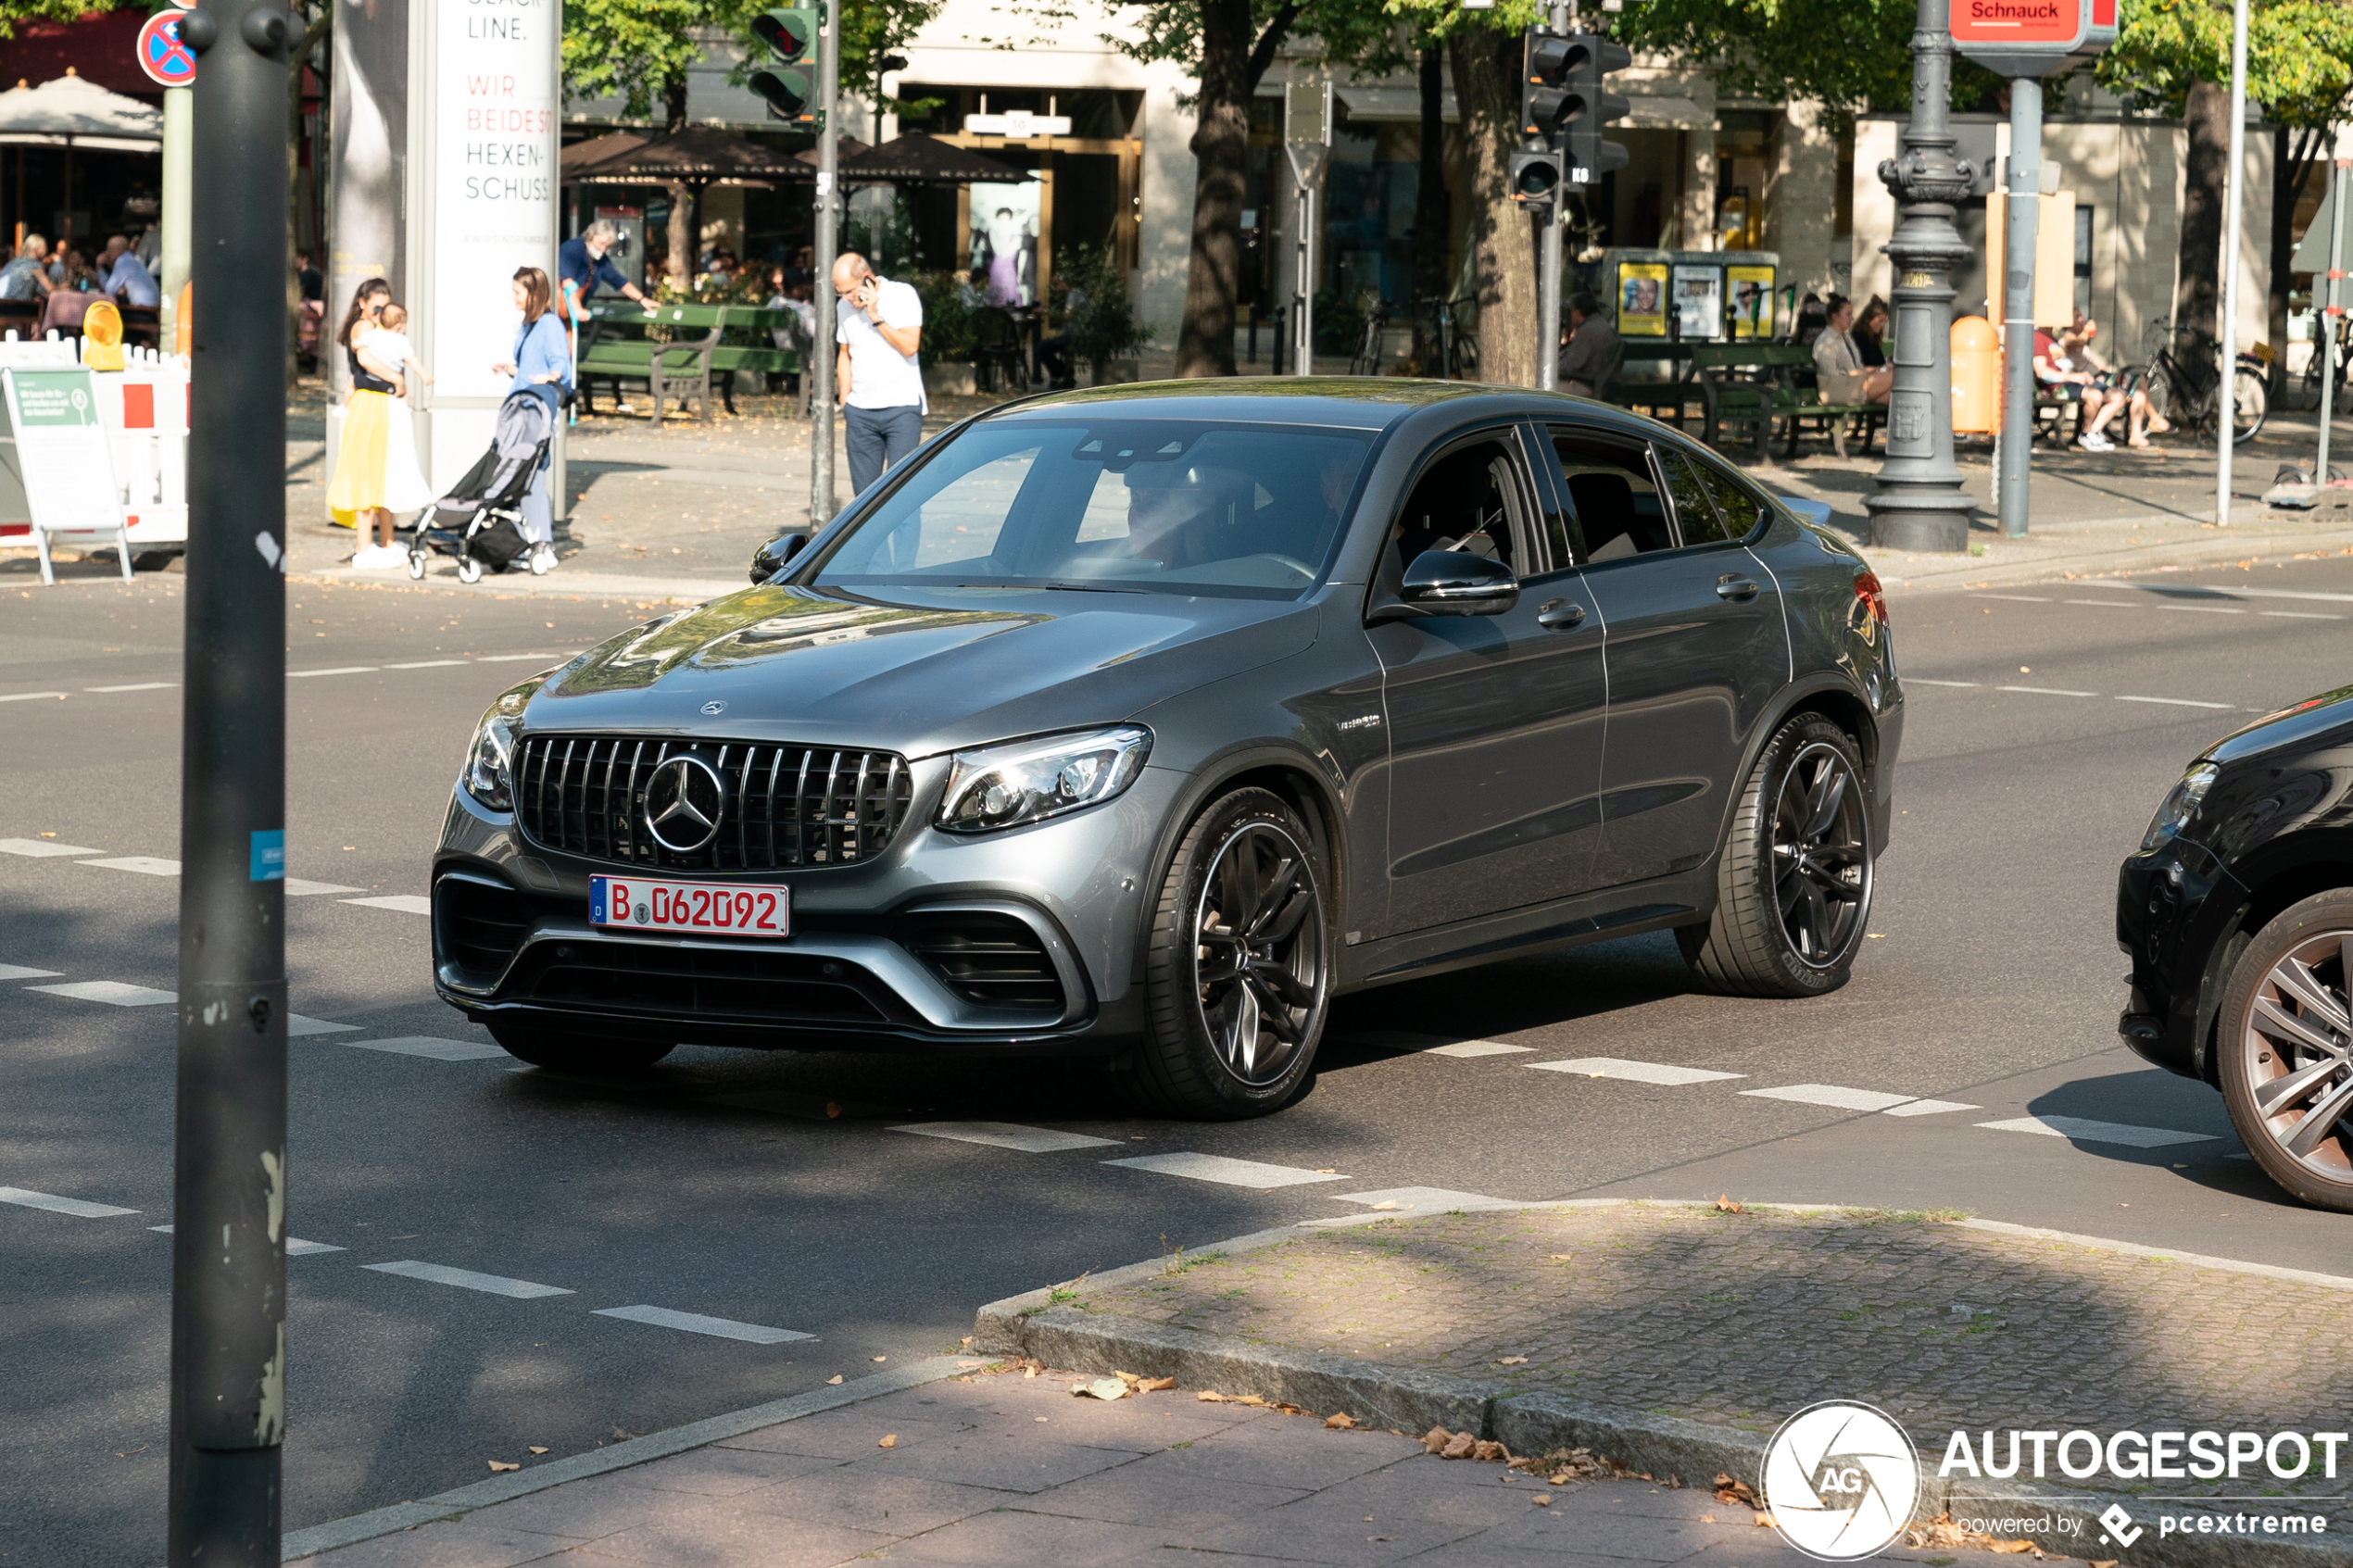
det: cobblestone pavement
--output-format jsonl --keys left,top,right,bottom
{"left": 1078, "top": 1206, "right": 2353, "bottom": 1502}
{"left": 297, "top": 1364, "right": 2031, "bottom": 1568}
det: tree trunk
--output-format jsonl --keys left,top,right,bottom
{"left": 662, "top": 77, "right": 693, "bottom": 292}
{"left": 1412, "top": 44, "right": 1451, "bottom": 374}
{"left": 2269, "top": 125, "right": 2319, "bottom": 395}
{"left": 1451, "top": 28, "right": 1539, "bottom": 387}
{"left": 1175, "top": 0, "right": 1253, "bottom": 377}
{"left": 2173, "top": 78, "right": 2230, "bottom": 342}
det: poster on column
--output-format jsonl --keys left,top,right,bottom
{"left": 432, "top": 0, "right": 556, "bottom": 407}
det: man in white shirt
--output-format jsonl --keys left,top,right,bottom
{"left": 832, "top": 251, "right": 926, "bottom": 494}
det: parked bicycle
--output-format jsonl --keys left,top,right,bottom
{"left": 1421, "top": 292, "right": 1478, "bottom": 381}
{"left": 2128, "top": 317, "right": 2267, "bottom": 445}
{"left": 1347, "top": 288, "right": 1386, "bottom": 376}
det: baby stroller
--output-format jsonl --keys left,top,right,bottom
{"left": 407, "top": 391, "right": 556, "bottom": 583}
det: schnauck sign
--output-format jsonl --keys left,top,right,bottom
{"left": 1953, "top": 0, "right": 2118, "bottom": 74}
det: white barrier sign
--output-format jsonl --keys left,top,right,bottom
{"left": 430, "top": 0, "right": 555, "bottom": 403}
{"left": 5, "top": 366, "right": 128, "bottom": 584}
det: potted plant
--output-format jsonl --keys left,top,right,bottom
{"left": 1060, "top": 245, "right": 1154, "bottom": 384}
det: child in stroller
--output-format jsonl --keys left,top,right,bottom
{"left": 406, "top": 391, "right": 558, "bottom": 583}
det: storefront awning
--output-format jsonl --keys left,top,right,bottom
{"left": 1331, "top": 85, "right": 1457, "bottom": 123}
{"left": 1622, "top": 94, "right": 1711, "bottom": 130}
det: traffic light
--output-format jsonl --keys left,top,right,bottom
{"left": 749, "top": 6, "right": 822, "bottom": 125}
{"left": 1521, "top": 33, "right": 1574, "bottom": 144}
{"left": 1560, "top": 32, "right": 1632, "bottom": 186}
{"left": 1509, "top": 145, "right": 1564, "bottom": 210}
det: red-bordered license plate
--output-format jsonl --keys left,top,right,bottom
{"left": 590, "top": 875, "right": 790, "bottom": 937}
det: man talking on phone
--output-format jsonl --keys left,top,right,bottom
{"left": 831, "top": 251, "right": 926, "bottom": 493}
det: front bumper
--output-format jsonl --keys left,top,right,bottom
{"left": 430, "top": 762, "right": 1186, "bottom": 1055}
{"left": 2114, "top": 834, "right": 2246, "bottom": 1081}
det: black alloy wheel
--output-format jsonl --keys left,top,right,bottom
{"left": 487, "top": 1022, "right": 675, "bottom": 1073}
{"left": 1128, "top": 787, "right": 1329, "bottom": 1118}
{"left": 2219, "top": 890, "right": 2353, "bottom": 1212}
{"left": 1680, "top": 713, "right": 1872, "bottom": 997}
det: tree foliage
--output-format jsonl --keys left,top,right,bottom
{"left": 562, "top": 0, "right": 709, "bottom": 120}
{"left": 2099, "top": 0, "right": 2353, "bottom": 127}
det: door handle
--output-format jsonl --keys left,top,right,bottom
{"left": 1716, "top": 575, "right": 1761, "bottom": 601}
{"left": 1536, "top": 599, "right": 1587, "bottom": 631}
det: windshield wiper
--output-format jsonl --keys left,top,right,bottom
{"left": 951, "top": 581, "right": 1151, "bottom": 594}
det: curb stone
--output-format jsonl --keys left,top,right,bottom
{"left": 975, "top": 1223, "right": 2353, "bottom": 1568}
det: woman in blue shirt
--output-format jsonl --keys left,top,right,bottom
{"left": 490, "top": 266, "right": 573, "bottom": 571}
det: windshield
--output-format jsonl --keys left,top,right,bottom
{"left": 812, "top": 420, "right": 1372, "bottom": 598}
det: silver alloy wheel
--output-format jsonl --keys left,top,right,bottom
{"left": 1773, "top": 740, "right": 1870, "bottom": 966}
{"left": 1191, "top": 819, "right": 1323, "bottom": 1086}
{"left": 2239, "top": 929, "right": 2353, "bottom": 1181}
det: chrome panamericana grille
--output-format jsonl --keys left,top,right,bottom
{"left": 513, "top": 735, "right": 912, "bottom": 871}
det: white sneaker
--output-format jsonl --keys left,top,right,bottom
{"left": 2078, "top": 431, "right": 2115, "bottom": 452}
{"left": 353, "top": 545, "right": 400, "bottom": 569}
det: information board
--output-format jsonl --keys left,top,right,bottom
{"left": 4, "top": 366, "right": 129, "bottom": 584}
{"left": 1954, "top": 0, "right": 2117, "bottom": 75}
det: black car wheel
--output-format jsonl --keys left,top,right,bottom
{"left": 488, "top": 1022, "right": 675, "bottom": 1073}
{"left": 2218, "top": 889, "right": 2353, "bottom": 1212}
{"left": 1127, "top": 787, "right": 1329, "bottom": 1119}
{"left": 1680, "top": 713, "right": 1872, "bottom": 997}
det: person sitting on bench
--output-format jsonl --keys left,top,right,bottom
{"left": 1811, "top": 296, "right": 1893, "bottom": 408}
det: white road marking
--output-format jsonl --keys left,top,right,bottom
{"left": 0, "top": 838, "right": 100, "bottom": 857}
{"left": 87, "top": 682, "right": 177, "bottom": 692}
{"left": 0, "top": 691, "right": 67, "bottom": 703}
{"left": 343, "top": 895, "right": 431, "bottom": 914}
{"left": 1423, "top": 1040, "right": 1534, "bottom": 1058}
{"left": 349, "top": 1036, "right": 509, "bottom": 1061}
{"left": 2153, "top": 604, "right": 2245, "bottom": 615}
{"left": 384, "top": 660, "right": 468, "bottom": 670}
{"left": 1102, "top": 1151, "right": 1348, "bottom": 1187}
{"left": 1881, "top": 1098, "right": 1981, "bottom": 1117}
{"left": 473, "top": 652, "right": 568, "bottom": 663}
{"left": 1334, "top": 1186, "right": 1517, "bottom": 1212}
{"left": 890, "top": 1122, "right": 1120, "bottom": 1153}
{"left": 2259, "top": 610, "right": 2343, "bottom": 620}
{"left": 285, "top": 879, "right": 367, "bottom": 897}
{"left": 28, "top": 981, "right": 175, "bottom": 1006}
{"left": 79, "top": 856, "right": 180, "bottom": 876}
{"left": 1976, "top": 1114, "right": 2220, "bottom": 1148}
{"left": 2060, "top": 598, "right": 2137, "bottom": 608}
{"left": 1741, "top": 1084, "right": 1917, "bottom": 1112}
{"left": 289, "top": 666, "right": 381, "bottom": 678}
{"left": 0, "top": 963, "right": 63, "bottom": 980}
{"left": 1529, "top": 1057, "right": 1745, "bottom": 1085}
{"left": 148, "top": 1223, "right": 342, "bottom": 1254}
{"left": 2098, "top": 584, "right": 2353, "bottom": 606}
{"left": 593, "top": 1305, "right": 814, "bottom": 1344}
{"left": 1974, "top": 595, "right": 2050, "bottom": 603}
{"left": 287, "top": 1015, "right": 359, "bottom": 1037}
{"left": 1995, "top": 685, "right": 2096, "bottom": 697}
{"left": 363, "top": 1261, "right": 573, "bottom": 1298}
{"left": 2114, "top": 695, "right": 2233, "bottom": 709}
{"left": 0, "top": 1186, "right": 138, "bottom": 1218}
{"left": 1905, "top": 679, "right": 1980, "bottom": 687}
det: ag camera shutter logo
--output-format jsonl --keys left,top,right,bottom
{"left": 1762, "top": 1400, "right": 1922, "bottom": 1561}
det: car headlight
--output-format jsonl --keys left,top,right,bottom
{"left": 461, "top": 679, "right": 544, "bottom": 811}
{"left": 937, "top": 725, "right": 1151, "bottom": 834}
{"left": 2141, "top": 761, "right": 2220, "bottom": 852}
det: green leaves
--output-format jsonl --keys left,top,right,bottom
{"left": 2100, "top": 0, "right": 2353, "bottom": 127}
{"left": 562, "top": 0, "right": 706, "bottom": 119}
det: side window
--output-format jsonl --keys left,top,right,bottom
{"left": 1392, "top": 435, "right": 1528, "bottom": 576}
{"left": 1655, "top": 449, "right": 1728, "bottom": 545}
{"left": 1670, "top": 448, "right": 1765, "bottom": 544}
{"left": 1547, "top": 427, "right": 1672, "bottom": 562}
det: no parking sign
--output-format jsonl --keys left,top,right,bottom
{"left": 136, "top": 7, "right": 197, "bottom": 89}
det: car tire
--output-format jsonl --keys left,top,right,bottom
{"left": 1123, "top": 787, "right": 1331, "bottom": 1120}
{"left": 487, "top": 1022, "right": 674, "bottom": 1073}
{"left": 1679, "top": 713, "right": 1873, "bottom": 998}
{"left": 2216, "top": 888, "right": 2353, "bottom": 1213}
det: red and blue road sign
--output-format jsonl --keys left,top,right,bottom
{"left": 136, "top": 8, "right": 197, "bottom": 89}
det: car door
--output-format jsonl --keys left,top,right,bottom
{"left": 1541, "top": 425, "right": 1788, "bottom": 891}
{"left": 1366, "top": 423, "right": 1610, "bottom": 936}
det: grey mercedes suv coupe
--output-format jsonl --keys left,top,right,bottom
{"left": 433, "top": 380, "right": 1902, "bottom": 1118}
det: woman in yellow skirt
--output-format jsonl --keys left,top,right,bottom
{"left": 326, "top": 278, "right": 409, "bottom": 567}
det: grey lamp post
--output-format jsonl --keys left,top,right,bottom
{"left": 1863, "top": 0, "right": 1978, "bottom": 554}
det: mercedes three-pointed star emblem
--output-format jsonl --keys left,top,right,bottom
{"left": 644, "top": 754, "right": 725, "bottom": 853}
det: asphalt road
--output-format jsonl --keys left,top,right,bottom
{"left": 4, "top": 557, "right": 2350, "bottom": 1566}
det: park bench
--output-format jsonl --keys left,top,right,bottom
{"left": 1601, "top": 340, "right": 1705, "bottom": 429}
{"left": 1689, "top": 342, "right": 1885, "bottom": 458}
{"left": 577, "top": 300, "right": 804, "bottom": 424}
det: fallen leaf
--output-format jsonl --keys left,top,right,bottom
{"left": 1700, "top": 1514, "right": 1717, "bottom": 1524}
{"left": 487, "top": 1460, "right": 520, "bottom": 1473}
{"left": 1199, "top": 1391, "right": 1227, "bottom": 1402}
{"left": 1441, "top": 1432, "right": 1478, "bottom": 1460}
{"left": 1531, "top": 1494, "right": 1552, "bottom": 1507}
{"left": 1325, "top": 1412, "right": 1358, "bottom": 1429}
{"left": 1715, "top": 1195, "right": 1743, "bottom": 1213}
{"left": 1139, "top": 1376, "right": 1176, "bottom": 1392}
{"left": 961, "top": 1336, "right": 974, "bottom": 1346}
{"left": 1023, "top": 1365, "right": 1038, "bottom": 1379}
{"left": 1075, "top": 1376, "right": 1129, "bottom": 1401}
{"left": 1496, "top": 1356, "right": 1529, "bottom": 1366}
{"left": 1369, "top": 1200, "right": 1398, "bottom": 1210}
{"left": 1424, "top": 1425, "right": 1453, "bottom": 1453}
{"left": 1754, "top": 1512, "right": 1776, "bottom": 1528}
{"left": 877, "top": 1434, "right": 898, "bottom": 1449}
{"left": 1234, "top": 1394, "right": 1269, "bottom": 1407}
{"left": 825, "top": 1375, "right": 845, "bottom": 1386}
{"left": 1550, "top": 1254, "right": 1574, "bottom": 1261}
{"left": 1989, "top": 1541, "right": 2034, "bottom": 1554}
{"left": 1472, "top": 1439, "right": 1510, "bottom": 1462}
{"left": 528, "top": 1447, "right": 549, "bottom": 1455}
{"left": 871, "top": 1356, "right": 887, "bottom": 1362}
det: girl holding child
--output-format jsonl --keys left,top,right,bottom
{"left": 326, "top": 279, "right": 434, "bottom": 568}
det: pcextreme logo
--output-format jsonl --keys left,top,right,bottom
{"left": 1761, "top": 1401, "right": 1922, "bottom": 1562}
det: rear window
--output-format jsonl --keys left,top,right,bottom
{"left": 814, "top": 421, "right": 1373, "bottom": 598}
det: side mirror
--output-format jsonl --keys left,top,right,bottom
{"left": 1395, "top": 548, "right": 1518, "bottom": 617}
{"left": 749, "top": 531, "right": 811, "bottom": 584}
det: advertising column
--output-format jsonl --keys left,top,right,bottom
{"left": 327, "top": 0, "right": 409, "bottom": 499}
{"left": 412, "top": 0, "right": 558, "bottom": 493}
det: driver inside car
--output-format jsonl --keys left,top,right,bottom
{"left": 1121, "top": 461, "right": 1244, "bottom": 571}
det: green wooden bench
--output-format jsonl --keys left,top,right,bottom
{"left": 1689, "top": 342, "right": 1886, "bottom": 458}
{"left": 577, "top": 300, "right": 805, "bottom": 422}
{"left": 1601, "top": 340, "right": 1705, "bottom": 428}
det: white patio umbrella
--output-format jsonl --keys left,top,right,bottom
{"left": 0, "top": 69, "right": 162, "bottom": 259}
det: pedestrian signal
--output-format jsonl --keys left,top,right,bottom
{"left": 750, "top": 6, "right": 824, "bottom": 125}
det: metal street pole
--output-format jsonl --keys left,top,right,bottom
{"left": 2320, "top": 159, "right": 2347, "bottom": 484}
{"left": 160, "top": 86, "right": 191, "bottom": 343}
{"left": 1863, "top": 0, "right": 1977, "bottom": 553}
{"left": 1536, "top": 1, "right": 1569, "bottom": 393}
{"left": 1997, "top": 77, "right": 2040, "bottom": 537}
{"left": 810, "top": 1, "right": 839, "bottom": 521}
{"left": 170, "top": 0, "right": 288, "bottom": 1560}
{"left": 2214, "top": 0, "right": 2251, "bottom": 525}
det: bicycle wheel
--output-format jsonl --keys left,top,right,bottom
{"left": 2231, "top": 363, "right": 2268, "bottom": 444}
{"left": 2141, "top": 361, "right": 2177, "bottom": 433}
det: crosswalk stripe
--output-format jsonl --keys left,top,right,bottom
{"left": 0, "top": 691, "right": 67, "bottom": 703}
{"left": 289, "top": 666, "right": 381, "bottom": 678}
{"left": 890, "top": 1122, "right": 1119, "bottom": 1153}
{"left": 0, "top": 838, "right": 100, "bottom": 857}
{"left": 1529, "top": 1057, "right": 1744, "bottom": 1085}
{"left": 1976, "top": 1114, "right": 2219, "bottom": 1148}
{"left": 86, "top": 682, "right": 177, "bottom": 692}
{"left": 349, "top": 1037, "right": 508, "bottom": 1061}
{"left": 1882, "top": 1098, "right": 1980, "bottom": 1117}
{"left": 27, "top": 981, "right": 175, "bottom": 1006}
{"left": 0, "top": 963, "right": 63, "bottom": 980}
{"left": 288, "top": 1015, "right": 359, "bottom": 1036}
{"left": 1334, "top": 1186, "right": 1516, "bottom": 1213}
{"left": 1423, "top": 1040, "right": 1534, "bottom": 1058}
{"left": 286, "top": 879, "right": 367, "bottom": 897}
{"left": 76, "top": 856, "right": 179, "bottom": 876}
{"left": 0, "top": 1186, "right": 138, "bottom": 1218}
{"left": 1742, "top": 1084, "right": 1916, "bottom": 1112}
{"left": 593, "top": 1305, "right": 814, "bottom": 1344}
{"left": 1102, "top": 1151, "right": 1346, "bottom": 1187}
{"left": 364, "top": 1261, "right": 573, "bottom": 1298}
{"left": 149, "top": 1224, "right": 342, "bottom": 1255}
{"left": 342, "top": 895, "right": 431, "bottom": 914}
